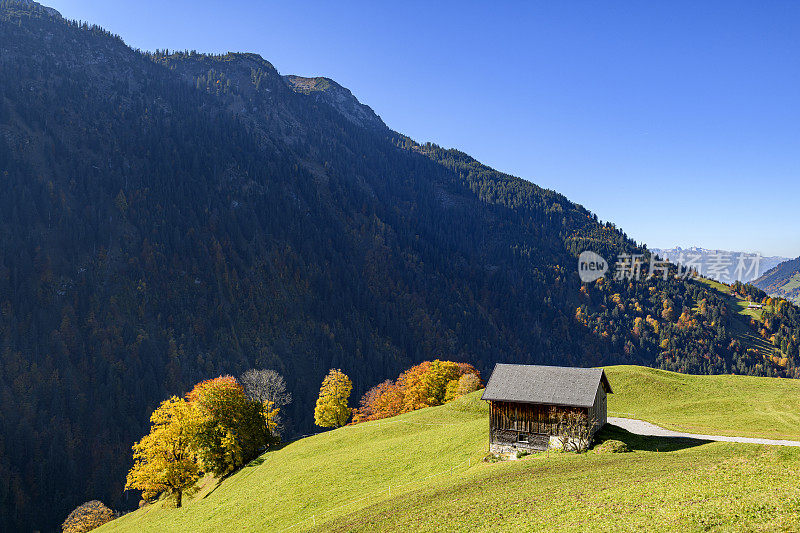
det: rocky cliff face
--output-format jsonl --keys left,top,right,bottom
{"left": 285, "top": 75, "right": 386, "bottom": 129}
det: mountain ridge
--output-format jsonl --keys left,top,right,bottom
{"left": 651, "top": 246, "right": 789, "bottom": 284}
{"left": 0, "top": 6, "right": 638, "bottom": 528}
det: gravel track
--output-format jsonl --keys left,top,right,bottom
{"left": 608, "top": 417, "right": 800, "bottom": 447}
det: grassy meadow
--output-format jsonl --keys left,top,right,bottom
{"left": 605, "top": 365, "right": 800, "bottom": 439}
{"left": 99, "top": 366, "right": 800, "bottom": 533}
{"left": 324, "top": 429, "right": 800, "bottom": 532}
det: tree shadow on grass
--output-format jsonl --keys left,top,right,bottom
{"left": 201, "top": 448, "right": 278, "bottom": 500}
{"left": 261, "top": 440, "right": 293, "bottom": 453}
{"left": 595, "top": 424, "right": 710, "bottom": 453}
{"left": 246, "top": 456, "right": 266, "bottom": 467}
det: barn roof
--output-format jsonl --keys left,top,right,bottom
{"left": 480, "top": 364, "right": 612, "bottom": 408}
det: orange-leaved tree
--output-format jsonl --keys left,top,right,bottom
{"left": 352, "top": 379, "right": 403, "bottom": 423}
{"left": 314, "top": 369, "right": 353, "bottom": 428}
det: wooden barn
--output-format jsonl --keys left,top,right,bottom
{"left": 481, "top": 364, "right": 613, "bottom": 452}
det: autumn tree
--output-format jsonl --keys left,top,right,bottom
{"left": 661, "top": 298, "right": 676, "bottom": 322}
{"left": 314, "top": 369, "right": 353, "bottom": 428}
{"left": 369, "top": 380, "right": 404, "bottom": 419}
{"left": 352, "top": 379, "right": 403, "bottom": 423}
{"left": 632, "top": 316, "right": 644, "bottom": 337}
{"left": 187, "top": 376, "right": 275, "bottom": 476}
{"left": 444, "top": 379, "right": 460, "bottom": 403}
{"left": 125, "top": 396, "right": 200, "bottom": 508}
{"left": 454, "top": 373, "right": 482, "bottom": 397}
{"left": 445, "top": 364, "right": 482, "bottom": 401}
{"left": 353, "top": 361, "right": 482, "bottom": 423}
{"left": 352, "top": 380, "right": 386, "bottom": 423}
{"left": 61, "top": 500, "right": 115, "bottom": 533}
{"left": 239, "top": 369, "right": 292, "bottom": 435}
{"left": 400, "top": 360, "right": 471, "bottom": 411}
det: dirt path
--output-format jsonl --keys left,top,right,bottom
{"left": 608, "top": 417, "right": 800, "bottom": 447}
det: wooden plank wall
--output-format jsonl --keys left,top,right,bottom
{"left": 489, "top": 400, "right": 585, "bottom": 436}
{"left": 586, "top": 385, "right": 607, "bottom": 430}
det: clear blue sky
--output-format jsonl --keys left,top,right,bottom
{"left": 46, "top": 1, "right": 800, "bottom": 258}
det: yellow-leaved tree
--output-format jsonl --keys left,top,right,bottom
{"left": 314, "top": 369, "right": 353, "bottom": 427}
{"left": 352, "top": 360, "right": 482, "bottom": 423}
{"left": 61, "top": 500, "right": 115, "bottom": 533}
{"left": 124, "top": 396, "right": 200, "bottom": 508}
{"left": 401, "top": 360, "right": 465, "bottom": 411}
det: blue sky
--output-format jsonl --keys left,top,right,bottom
{"left": 46, "top": 1, "right": 800, "bottom": 258}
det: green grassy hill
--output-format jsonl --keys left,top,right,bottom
{"left": 606, "top": 366, "right": 800, "bottom": 439}
{"left": 100, "top": 366, "right": 800, "bottom": 533}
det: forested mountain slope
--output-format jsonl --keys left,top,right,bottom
{"left": 1, "top": 2, "right": 799, "bottom": 530}
{"left": 753, "top": 257, "right": 800, "bottom": 304}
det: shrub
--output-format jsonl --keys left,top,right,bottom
{"left": 516, "top": 449, "right": 530, "bottom": 459}
{"left": 62, "top": 500, "right": 114, "bottom": 533}
{"left": 557, "top": 411, "right": 596, "bottom": 452}
{"left": 594, "top": 439, "right": 630, "bottom": 453}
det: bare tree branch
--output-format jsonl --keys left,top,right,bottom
{"left": 239, "top": 369, "right": 293, "bottom": 436}
{"left": 240, "top": 369, "right": 292, "bottom": 407}
{"left": 557, "top": 411, "right": 597, "bottom": 452}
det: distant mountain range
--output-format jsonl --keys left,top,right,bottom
{"left": 752, "top": 257, "right": 800, "bottom": 304}
{"left": 651, "top": 247, "right": 790, "bottom": 284}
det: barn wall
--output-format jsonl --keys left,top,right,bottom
{"left": 587, "top": 385, "right": 607, "bottom": 428}
{"left": 597, "top": 384, "right": 607, "bottom": 427}
{"left": 489, "top": 401, "right": 584, "bottom": 439}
